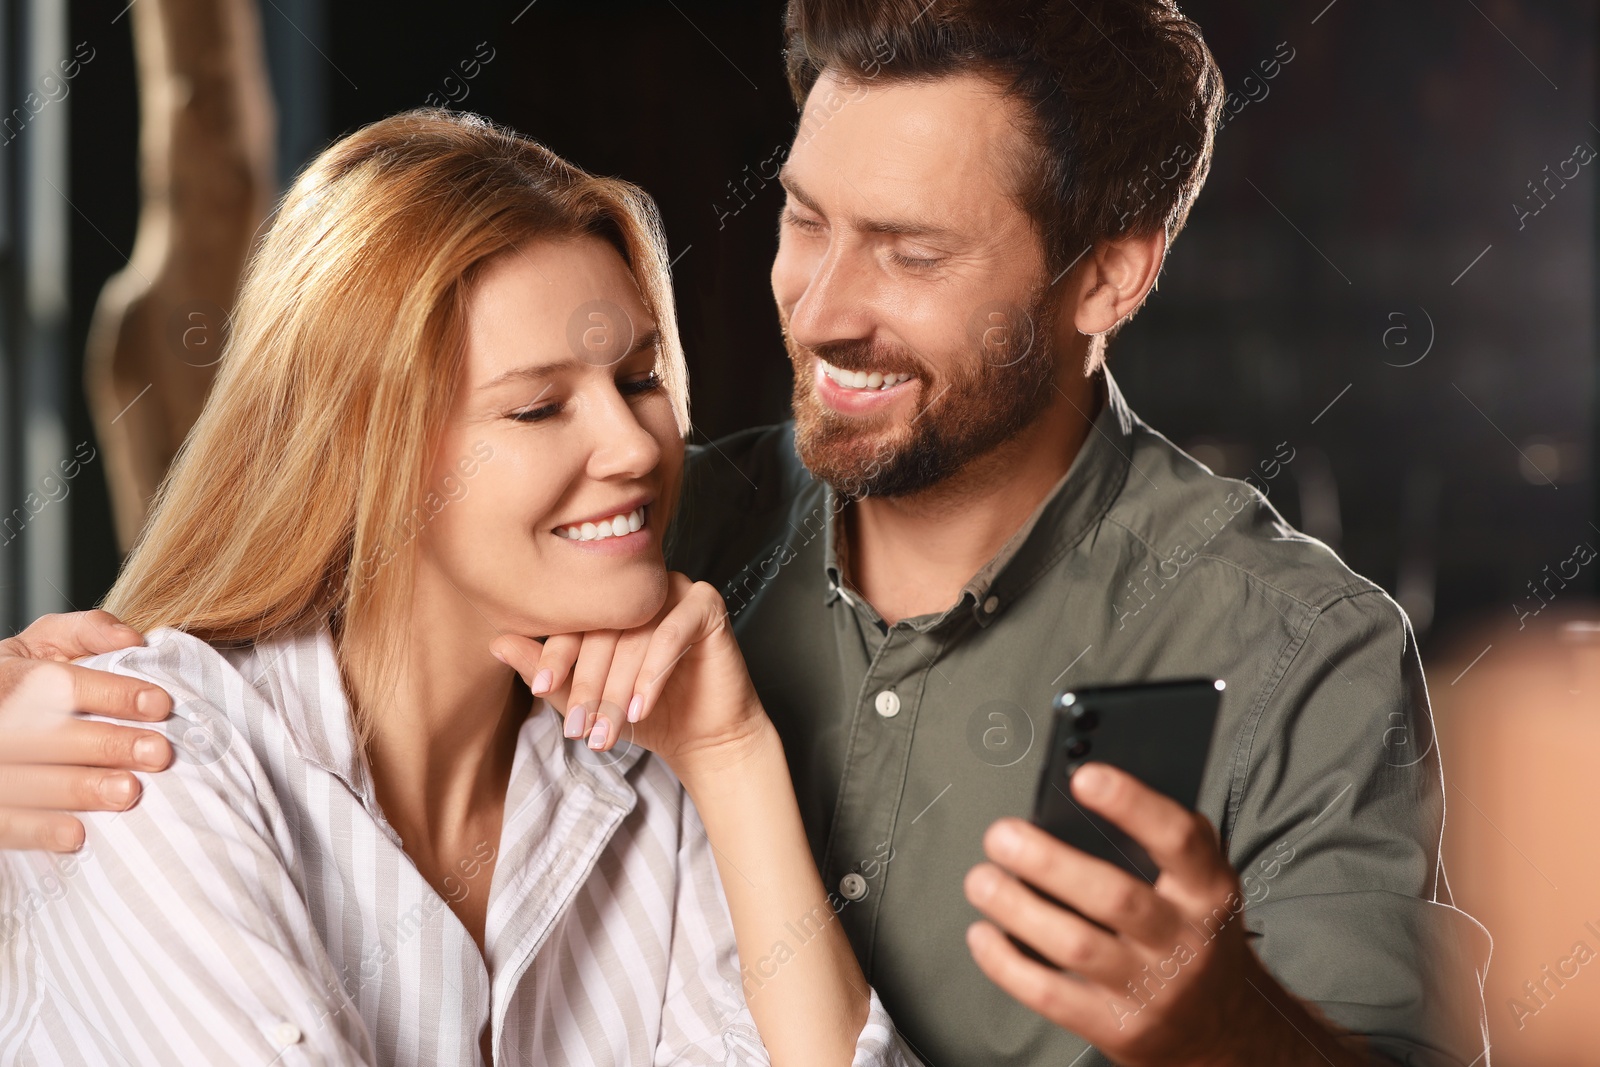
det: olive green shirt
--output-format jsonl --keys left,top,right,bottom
{"left": 667, "top": 367, "right": 1490, "bottom": 1066}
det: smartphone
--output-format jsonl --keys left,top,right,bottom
{"left": 1031, "top": 677, "right": 1224, "bottom": 883}
{"left": 1036, "top": 675, "right": 1222, "bottom": 883}
{"left": 1007, "top": 678, "right": 1224, "bottom": 965}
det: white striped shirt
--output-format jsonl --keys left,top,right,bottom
{"left": 0, "top": 627, "right": 918, "bottom": 1065}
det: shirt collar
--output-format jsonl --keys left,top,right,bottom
{"left": 242, "top": 626, "right": 645, "bottom": 833}
{"left": 823, "top": 365, "right": 1133, "bottom": 629}
{"left": 243, "top": 626, "right": 379, "bottom": 806}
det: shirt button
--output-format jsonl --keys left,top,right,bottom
{"left": 839, "top": 872, "right": 868, "bottom": 901}
{"left": 874, "top": 690, "right": 901, "bottom": 718}
{"left": 273, "top": 1022, "right": 302, "bottom": 1047}
{"left": 983, "top": 595, "right": 1000, "bottom": 614}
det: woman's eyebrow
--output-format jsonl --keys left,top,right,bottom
{"left": 478, "top": 327, "right": 662, "bottom": 390}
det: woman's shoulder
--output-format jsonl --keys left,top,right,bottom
{"left": 77, "top": 624, "right": 245, "bottom": 685}
{"left": 75, "top": 625, "right": 312, "bottom": 773}
{"left": 80, "top": 623, "right": 252, "bottom": 711}
{"left": 66, "top": 628, "right": 329, "bottom": 865}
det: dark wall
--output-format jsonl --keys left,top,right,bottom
{"left": 326, "top": 0, "right": 804, "bottom": 442}
{"left": 63, "top": 0, "right": 1596, "bottom": 658}
{"left": 66, "top": 0, "right": 139, "bottom": 612}
{"left": 1113, "top": 0, "right": 1597, "bottom": 651}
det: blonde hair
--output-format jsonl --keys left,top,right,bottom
{"left": 103, "top": 109, "right": 689, "bottom": 740}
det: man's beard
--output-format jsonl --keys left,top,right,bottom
{"left": 783, "top": 290, "right": 1060, "bottom": 499}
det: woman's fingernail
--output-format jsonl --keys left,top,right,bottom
{"left": 136, "top": 689, "right": 165, "bottom": 717}
{"left": 54, "top": 824, "right": 83, "bottom": 850}
{"left": 588, "top": 719, "right": 609, "bottom": 750}
{"left": 490, "top": 648, "right": 508, "bottom": 666}
{"left": 564, "top": 704, "right": 586, "bottom": 739}
{"left": 626, "top": 694, "right": 643, "bottom": 723}
{"left": 134, "top": 736, "right": 167, "bottom": 768}
{"left": 532, "top": 669, "right": 553, "bottom": 695}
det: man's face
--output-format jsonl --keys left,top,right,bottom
{"left": 771, "top": 70, "right": 1061, "bottom": 499}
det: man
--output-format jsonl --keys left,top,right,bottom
{"left": 1, "top": 1, "right": 1489, "bottom": 1063}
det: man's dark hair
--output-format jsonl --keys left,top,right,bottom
{"left": 783, "top": 0, "right": 1224, "bottom": 289}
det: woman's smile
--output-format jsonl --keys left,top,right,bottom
{"left": 549, "top": 500, "right": 653, "bottom": 555}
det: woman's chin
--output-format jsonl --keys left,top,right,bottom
{"left": 526, "top": 570, "right": 669, "bottom": 636}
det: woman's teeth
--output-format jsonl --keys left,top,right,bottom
{"left": 556, "top": 506, "right": 645, "bottom": 541}
{"left": 820, "top": 359, "right": 914, "bottom": 391}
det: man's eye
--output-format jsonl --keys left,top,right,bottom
{"left": 782, "top": 210, "right": 824, "bottom": 232}
{"left": 889, "top": 251, "right": 941, "bottom": 271}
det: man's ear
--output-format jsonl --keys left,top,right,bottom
{"left": 1069, "top": 228, "right": 1168, "bottom": 337}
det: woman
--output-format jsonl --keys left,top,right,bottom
{"left": 0, "top": 110, "right": 915, "bottom": 1066}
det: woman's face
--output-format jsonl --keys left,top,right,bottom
{"left": 416, "top": 237, "right": 685, "bottom": 639}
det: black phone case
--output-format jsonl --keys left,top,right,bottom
{"left": 1009, "top": 677, "right": 1223, "bottom": 965}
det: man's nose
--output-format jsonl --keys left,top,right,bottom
{"left": 786, "top": 244, "right": 877, "bottom": 351}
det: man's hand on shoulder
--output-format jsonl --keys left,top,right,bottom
{"left": 0, "top": 610, "right": 174, "bottom": 852}
{"left": 964, "top": 762, "right": 1381, "bottom": 1067}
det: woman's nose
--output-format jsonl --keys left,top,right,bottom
{"left": 587, "top": 392, "right": 662, "bottom": 481}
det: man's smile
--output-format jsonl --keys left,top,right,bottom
{"left": 812, "top": 356, "right": 921, "bottom": 415}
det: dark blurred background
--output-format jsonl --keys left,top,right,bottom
{"left": 7, "top": 0, "right": 1592, "bottom": 652}
{"left": 2, "top": 0, "right": 1597, "bottom": 1060}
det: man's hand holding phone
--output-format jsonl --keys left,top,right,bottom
{"left": 962, "top": 680, "right": 1380, "bottom": 1066}
{"left": 965, "top": 763, "right": 1295, "bottom": 1064}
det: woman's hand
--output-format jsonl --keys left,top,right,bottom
{"left": 490, "top": 573, "right": 768, "bottom": 777}
{"left": 498, "top": 575, "right": 875, "bottom": 1065}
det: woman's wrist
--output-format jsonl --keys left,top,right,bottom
{"left": 667, "top": 705, "right": 782, "bottom": 796}
{"left": 670, "top": 704, "right": 869, "bottom": 1067}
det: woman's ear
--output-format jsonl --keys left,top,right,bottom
{"left": 1070, "top": 228, "right": 1168, "bottom": 337}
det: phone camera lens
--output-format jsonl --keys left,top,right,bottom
{"left": 1073, "top": 709, "right": 1099, "bottom": 732}
{"left": 1066, "top": 737, "right": 1091, "bottom": 759}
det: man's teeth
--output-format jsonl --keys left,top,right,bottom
{"left": 556, "top": 506, "right": 645, "bottom": 541}
{"left": 820, "top": 359, "right": 914, "bottom": 391}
